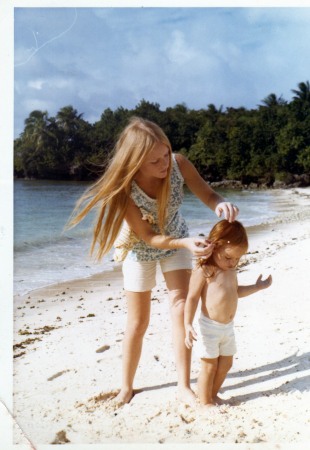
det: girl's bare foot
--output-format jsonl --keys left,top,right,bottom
{"left": 199, "top": 402, "right": 218, "bottom": 414}
{"left": 113, "top": 388, "right": 135, "bottom": 405}
{"left": 177, "top": 386, "right": 197, "bottom": 407}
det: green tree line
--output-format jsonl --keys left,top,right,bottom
{"left": 14, "top": 81, "right": 310, "bottom": 186}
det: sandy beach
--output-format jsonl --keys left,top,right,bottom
{"left": 10, "top": 188, "right": 310, "bottom": 449}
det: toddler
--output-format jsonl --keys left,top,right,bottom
{"left": 184, "top": 220, "right": 272, "bottom": 408}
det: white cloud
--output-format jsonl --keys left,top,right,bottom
{"left": 165, "top": 30, "right": 198, "bottom": 65}
{"left": 13, "top": 7, "right": 310, "bottom": 137}
{"left": 50, "top": 78, "right": 72, "bottom": 89}
{"left": 28, "top": 79, "right": 45, "bottom": 90}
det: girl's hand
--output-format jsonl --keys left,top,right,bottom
{"left": 215, "top": 202, "right": 239, "bottom": 223}
{"left": 185, "top": 324, "right": 197, "bottom": 349}
{"left": 182, "top": 237, "right": 214, "bottom": 258}
{"left": 256, "top": 274, "right": 272, "bottom": 290}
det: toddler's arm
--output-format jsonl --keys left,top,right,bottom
{"left": 238, "top": 274, "right": 272, "bottom": 298}
{"left": 184, "top": 266, "right": 206, "bottom": 348}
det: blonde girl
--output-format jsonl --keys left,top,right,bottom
{"left": 70, "top": 117, "right": 239, "bottom": 405}
{"left": 184, "top": 220, "right": 272, "bottom": 408}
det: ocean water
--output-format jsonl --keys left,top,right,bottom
{"left": 14, "top": 179, "right": 284, "bottom": 295}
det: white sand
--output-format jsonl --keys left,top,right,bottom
{"left": 10, "top": 188, "right": 310, "bottom": 449}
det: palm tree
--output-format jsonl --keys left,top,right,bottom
{"left": 23, "top": 110, "right": 56, "bottom": 149}
{"left": 291, "top": 81, "right": 310, "bottom": 103}
{"left": 55, "top": 106, "right": 85, "bottom": 162}
{"left": 291, "top": 81, "right": 310, "bottom": 120}
{"left": 260, "top": 93, "right": 286, "bottom": 108}
{"left": 56, "top": 106, "right": 83, "bottom": 133}
{"left": 20, "top": 110, "right": 59, "bottom": 177}
{"left": 23, "top": 110, "right": 59, "bottom": 159}
{"left": 205, "top": 103, "right": 224, "bottom": 126}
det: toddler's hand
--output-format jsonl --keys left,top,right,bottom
{"left": 256, "top": 274, "right": 272, "bottom": 290}
{"left": 185, "top": 324, "right": 197, "bottom": 349}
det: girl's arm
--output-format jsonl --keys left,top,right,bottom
{"left": 175, "top": 153, "right": 239, "bottom": 222}
{"left": 125, "top": 198, "right": 214, "bottom": 258}
{"left": 184, "top": 267, "right": 206, "bottom": 348}
{"left": 238, "top": 274, "right": 272, "bottom": 298}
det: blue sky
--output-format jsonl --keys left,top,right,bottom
{"left": 13, "top": 6, "right": 310, "bottom": 138}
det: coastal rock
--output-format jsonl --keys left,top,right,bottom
{"left": 210, "top": 180, "right": 243, "bottom": 189}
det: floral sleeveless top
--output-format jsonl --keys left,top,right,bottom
{"left": 127, "top": 154, "right": 189, "bottom": 261}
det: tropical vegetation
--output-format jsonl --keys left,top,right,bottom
{"left": 14, "top": 81, "right": 310, "bottom": 186}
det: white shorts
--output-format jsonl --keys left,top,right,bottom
{"left": 194, "top": 314, "right": 237, "bottom": 359}
{"left": 122, "top": 248, "right": 192, "bottom": 292}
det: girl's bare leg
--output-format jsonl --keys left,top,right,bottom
{"left": 212, "top": 355, "right": 233, "bottom": 403}
{"left": 198, "top": 358, "right": 218, "bottom": 407}
{"left": 164, "top": 269, "right": 196, "bottom": 405}
{"left": 115, "top": 290, "right": 151, "bottom": 404}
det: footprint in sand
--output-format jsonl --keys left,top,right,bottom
{"left": 178, "top": 403, "right": 196, "bottom": 424}
{"left": 96, "top": 345, "right": 110, "bottom": 353}
{"left": 79, "top": 390, "right": 124, "bottom": 413}
{"left": 50, "top": 430, "right": 70, "bottom": 444}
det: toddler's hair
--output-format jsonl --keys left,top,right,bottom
{"left": 198, "top": 219, "right": 248, "bottom": 271}
{"left": 208, "top": 219, "right": 248, "bottom": 249}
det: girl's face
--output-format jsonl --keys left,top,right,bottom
{"left": 137, "top": 142, "right": 170, "bottom": 179}
{"left": 213, "top": 245, "right": 246, "bottom": 271}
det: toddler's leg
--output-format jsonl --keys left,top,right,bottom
{"left": 212, "top": 355, "right": 233, "bottom": 403}
{"left": 198, "top": 358, "right": 218, "bottom": 406}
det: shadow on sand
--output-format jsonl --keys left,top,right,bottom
{"left": 140, "top": 351, "right": 310, "bottom": 403}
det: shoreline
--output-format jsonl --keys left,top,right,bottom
{"left": 14, "top": 188, "right": 310, "bottom": 298}
{"left": 12, "top": 202, "right": 310, "bottom": 446}
{"left": 14, "top": 175, "right": 310, "bottom": 190}
{"left": 14, "top": 212, "right": 310, "bottom": 302}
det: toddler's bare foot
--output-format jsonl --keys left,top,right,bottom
{"left": 177, "top": 387, "right": 197, "bottom": 407}
{"left": 213, "top": 395, "right": 228, "bottom": 405}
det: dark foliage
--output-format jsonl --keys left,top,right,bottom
{"left": 14, "top": 81, "right": 310, "bottom": 186}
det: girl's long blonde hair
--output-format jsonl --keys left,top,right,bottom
{"left": 68, "top": 116, "right": 172, "bottom": 260}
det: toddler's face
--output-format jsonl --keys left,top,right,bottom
{"left": 213, "top": 245, "right": 246, "bottom": 271}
